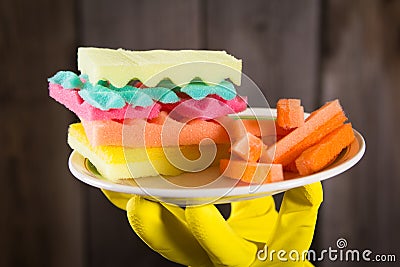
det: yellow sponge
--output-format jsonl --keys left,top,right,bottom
{"left": 78, "top": 47, "right": 242, "bottom": 87}
{"left": 67, "top": 123, "right": 229, "bottom": 181}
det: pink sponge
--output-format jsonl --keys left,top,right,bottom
{"left": 163, "top": 95, "right": 247, "bottom": 120}
{"left": 82, "top": 111, "right": 230, "bottom": 147}
{"left": 49, "top": 83, "right": 160, "bottom": 121}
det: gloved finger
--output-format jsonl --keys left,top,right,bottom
{"left": 186, "top": 204, "right": 258, "bottom": 267}
{"left": 101, "top": 189, "right": 133, "bottom": 210}
{"left": 267, "top": 182, "right": 323, "bottom": 257}
{"left": 127, "top": 196, "right": 213, "bottom": 267}
{"left": 282, "top": 182, "right": 323, "bottom": 212}
{"left": 229, "top": 196, "right": 277, "bottom": 220}
{"left": 228, "top": 196, "right": 278, "bottom": 243}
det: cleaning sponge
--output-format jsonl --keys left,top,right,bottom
{"left": 78, "top": 47, "right": 243, "bottom": 87}
{"left": 261, "top": 100, "right": 347, "bottom": 166}
{"left": 165, "top": 96, "right": 247, "bottom": 120}
{"left": 68, "top": 123, "right": 230, "bottom": 180}
{"left": 295, "top": 123, "right": 355, "bottom": 175}
{"left": 49, "top": 83, "right": 161, "bottom": 121}
{"left": 81, "top": 111, "right": 230, "bottom": 147}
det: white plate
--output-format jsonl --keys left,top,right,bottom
{"left": 68, "top": 108, "right": 366, "bottom": 206}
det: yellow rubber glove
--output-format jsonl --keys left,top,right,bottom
{"left": 102, "top": 182, "right": 323, "bottom": 267}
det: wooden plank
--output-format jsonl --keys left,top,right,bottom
{"left": 80, "top": 0, "right": 204, "bottom": 50}
{"left": 320, "top": 1, "right": 400, "bottom": 265}
{"left": 206, "top": 0, "right": 321, "bottom": 111}
{"left": 0, "top": 0, "right": 85, "bottom": 267}
{"left": 79, "top": 0, "right": 203, "bottom": 266}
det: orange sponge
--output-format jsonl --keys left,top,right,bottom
{"left": 220, "top": 159, "right": 283, "bottom": 184}
{"left": 284, "top": 161, "right": 299, "bottom": 173}
{"left": 82, "top": 111, "right": 230, "bottom": 147}
{"left": 277, "top": 99, "right": 305, "bottom": 129}
{"left": 230, "top": 132, "right": 265, "bottom": 162}
{"left": 262, "top": 100, "right": 347, "bottom": 166}
{"left": 241, "top": 119, "right": 293, "bottom": 138}
{"left": 295, "top": 123, "right": 355, "bottom": 175}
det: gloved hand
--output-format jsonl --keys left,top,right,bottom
{"left": 102, "top": 182, "right": 323, "bottom": 267}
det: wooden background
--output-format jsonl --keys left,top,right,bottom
{"left": 1, "top": 0, "right": 399, "bottom": 266}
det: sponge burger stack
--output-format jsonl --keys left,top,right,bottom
{"left": 48, "top": 47, "right": 247, "bottom": 181}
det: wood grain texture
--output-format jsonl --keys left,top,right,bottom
{"left": 206, "top": 0, "right": 321, "bottom": 111}
{"left": 78, "top": 0, "right": 203, "bottom": 266}
{"left": 0, "top": 0, "right": 85, "bottom": 266}
{"left": 80, "top": 0, "right": 204, "bottom": 50}
{"left": 320, "top": 0, "right": 400, "bottom": 265}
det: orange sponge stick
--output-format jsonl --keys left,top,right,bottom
{"left": 283, "top": 161, "right": 299, "bottom": 173}
{"left": 295, "top": 123, "right": 355, "bottom": 175}
{"left": 240, "top": 119, "right": 292, "bottom": 137}
{"left": 230, "top": 132, "right": 265, "bottom": 162}
{"left": 262, "top": 100, "right": 347, "bottom": 166}
{"left": 277, "top": 99, "right": 305, "bottom": 129}
{"left": 240, "top": 119, "right": 274, "bottom": 137}
{"left": 220, "top": 159, "right": 284, "bottom": 184}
